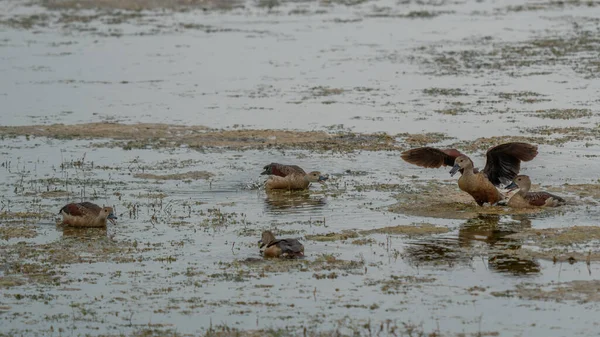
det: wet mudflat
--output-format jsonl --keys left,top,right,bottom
{"left": 1, "top": 0, "right": 600, "bottom": 336}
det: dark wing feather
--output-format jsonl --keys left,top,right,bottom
{"left": 261, "top": 163, "right": 306, "bottom": 177}
{"left": 269, "top": 239, "right": 304, "bottom": 255}
{"left": 59, "top": 202, "right": 100, "bottom": 215}
{"left": 400, "top": 147, "right": 462, "bottom": 168}
{"left": 525, "top": 192, "right": 565, "bottom": 206}
{"left": 59, "top": 203, "right": 85, "bottom": 216}
{"left": 79, "top": 202, "right": 101, "bottom": 212}
{"left": 483, "top": 143, "right": 538, "bottom": 185}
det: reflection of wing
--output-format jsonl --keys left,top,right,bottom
{"left": 483, "top": 143, "right": 538, "bottom": 186}
{"left": 400, "top": 147, "right": 462, "bottom": 168}
{"left": 261, "top": 163, "right": 305, "bottom": 177}
{"left": 488, "top": 254, "right": 540, "bottom": 275}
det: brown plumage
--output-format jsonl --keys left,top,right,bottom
{"left": 261, "top": 163, "right": 306, "bottom": 177}
{"left": 259, "top": 231, "right": 304, "bottom": 258}
{"left": 261, "top": 163, "right": 328, "bottom": 190}
{"left": 507, "top": 175, "right": 566, "bottom": 208}
{"left": 59, "top": 202, "right": 118, "bottom": 228}
{"left": 401, "top": 142, "right": 538, "bottom": 206}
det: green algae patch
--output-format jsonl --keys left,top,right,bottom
{"left": 305, "top": 230, "right": 359, "bottom": 242}
{"left": 365, "top": 274, "right": 437, "bottom": 295}
{"left": 0, "top": 211, "right": 50, "bottom": 225}
{"left": 0, "top": 123, "right": 429, "bottom": 152}
{"left": 397, "top": 132, "right": 452, "bottom": 147}
{"left": 0, "top": 225, "right": 38, "bottom": 240}
{"left": 545, "top": 183, "right": 600, "bottom": 202}
{"left": 133, "top": 170, "right": 214, "bottom": 180}
{"left": 423, "top": 87, "right": 467, "bottom": 96}
{"left": 309, "top": 86, "right": 344, "bottom": 97}
{"left": 497, "top": 91, "right": 549, "bottom": 103}
{"left": 0, "top": 276, "right": 26, "bottom": 288}
{"left": 226, "top": 254, "right": 364, "bottom": 275}
{"left": 507, "top": 248, "right": 600, "bottom": 263}
{"left": 351, "top": 238, "right": 376, "bottom": 245}
{"left": 503, "top": 1, "right": 600, "bottom": 13}
{"left": 492, "top": 280, "right": 600, "bottom": 303}
{"left": 449, "top": 131, "right": 600, "bottom": 150}
{"left": 528, "top": 108, "right": 592, "bottom": 120}
{"left": 506, "top": 226, "right": 600, "bottom": 247}
{"left": 0, "top": 122, "right": 209, "bottom": 140}
{"left": 361, "top": 223, "right": 449, "bottom": 236}
{"left": 42, "top": 0, "right": 244, "bottom": 11}
{"left": 416, "top": 28, "right": 600, "bottom": 78}
{"left": 524, "top": 126, "right": 600, "bottom": 145}
{"left": 501, "top": 226, "right": 600, "bottom": 263}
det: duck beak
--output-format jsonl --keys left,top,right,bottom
{"left": 108, "top": 213, "right": 118, "bottom": 225}
{"left": 318, "top": 175, "right": 328, "bottom": 183}
{"left": 505, "top": 181, "right": 519, "bottom": 191}
{"left": 449, "top": 164, "right": 460, "bottom": 177}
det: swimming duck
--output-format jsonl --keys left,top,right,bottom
{"left": 258, "top": 231, "right": 304, "bottom": 258}
{"left": 261, "top": 163, "right": 328, "bottom": 190}
{"left": 401, "top": 142, "right": 538, "bottom": 206}
{"left": 58, "top": 202, "right": 118, "bottom": 228}
{"left": 507, "top": 175, "right": 566, "bottom": 208}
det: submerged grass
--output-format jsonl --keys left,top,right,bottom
{"left": 361, "top": 223, "right": 449, "bottom": 236}
{"left": 133, "top": 170, "right": 214, "bottom": 180}
{"left": 492, "top": 280, "right": 600, "bottom": 303}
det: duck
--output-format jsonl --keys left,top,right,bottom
{"left": 58, "top": 202, "right": 118, "bottom": 228}
{"left": 506, "top": 175, "right": 566, "bottom": 208}
{"left": 261, "top": 163, "right": 328, "bottom": 190}
{"left": 401, "top": 142, "right": 538, "bottom": 206}
{"left": 258, "top": 231, "right": 304, "bottom": 258}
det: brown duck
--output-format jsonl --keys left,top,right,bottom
{"left": 258, "top": 231, "right": 304, "bottom": 258}
{"left": 59, "top": 202, "right": 118, "bottom": 228}
{"left": 261, "top": 163, "right": 328, "bottom": 190}
{"left": 506, "top": 175, "right": 566, "bottom": 208}
{"left": 401, "top": 142, "right": 538, "bottom": 206}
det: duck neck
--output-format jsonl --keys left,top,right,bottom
{"left": 519, "top": 184, "right": 530, "bottom": 195}
{"left": 95, "top": 214, "right": 107, "bottom": 226}
{"left": 462, "top": 166, "right": 475, "bottom": 177}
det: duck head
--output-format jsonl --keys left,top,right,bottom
{"left": 306, "top": 171, "right": 328, "bottom": 183}
{"left": 449, "top": 155, "right": 473, "bottom": 177}
{"left": 507, "top": 175, "right": 531, "bottom": 193}
{"left": 103, "top": 207, "right": 118, "bottom": 225}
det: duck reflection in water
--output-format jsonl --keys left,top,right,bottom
{"left": 263, "top": 190, "right": 327, "bottom": 212}
{"left": 61, "top": 226, "right": 108, "bottom": 239}
{"left": 460, "top": 214, "right": 540, "bottom": 275}
{"left": 404, "top": 214, "right": 540, "bottom": 275}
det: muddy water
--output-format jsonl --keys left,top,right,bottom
{"left": 1, "top": 0, "right": 600, "bottom": 336}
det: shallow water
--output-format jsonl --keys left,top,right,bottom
{"left": 1, "top": 0, "right": 600, "bottom": 336}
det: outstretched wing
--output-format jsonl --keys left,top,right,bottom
{"left": 483, "top": 143, "right": 538, "bottom": 186}
{"left": 261, "top": 163, "right": 306, "bottom": 177}
{"left": 400, "top": 147, "right": 463, "bottom": 168}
